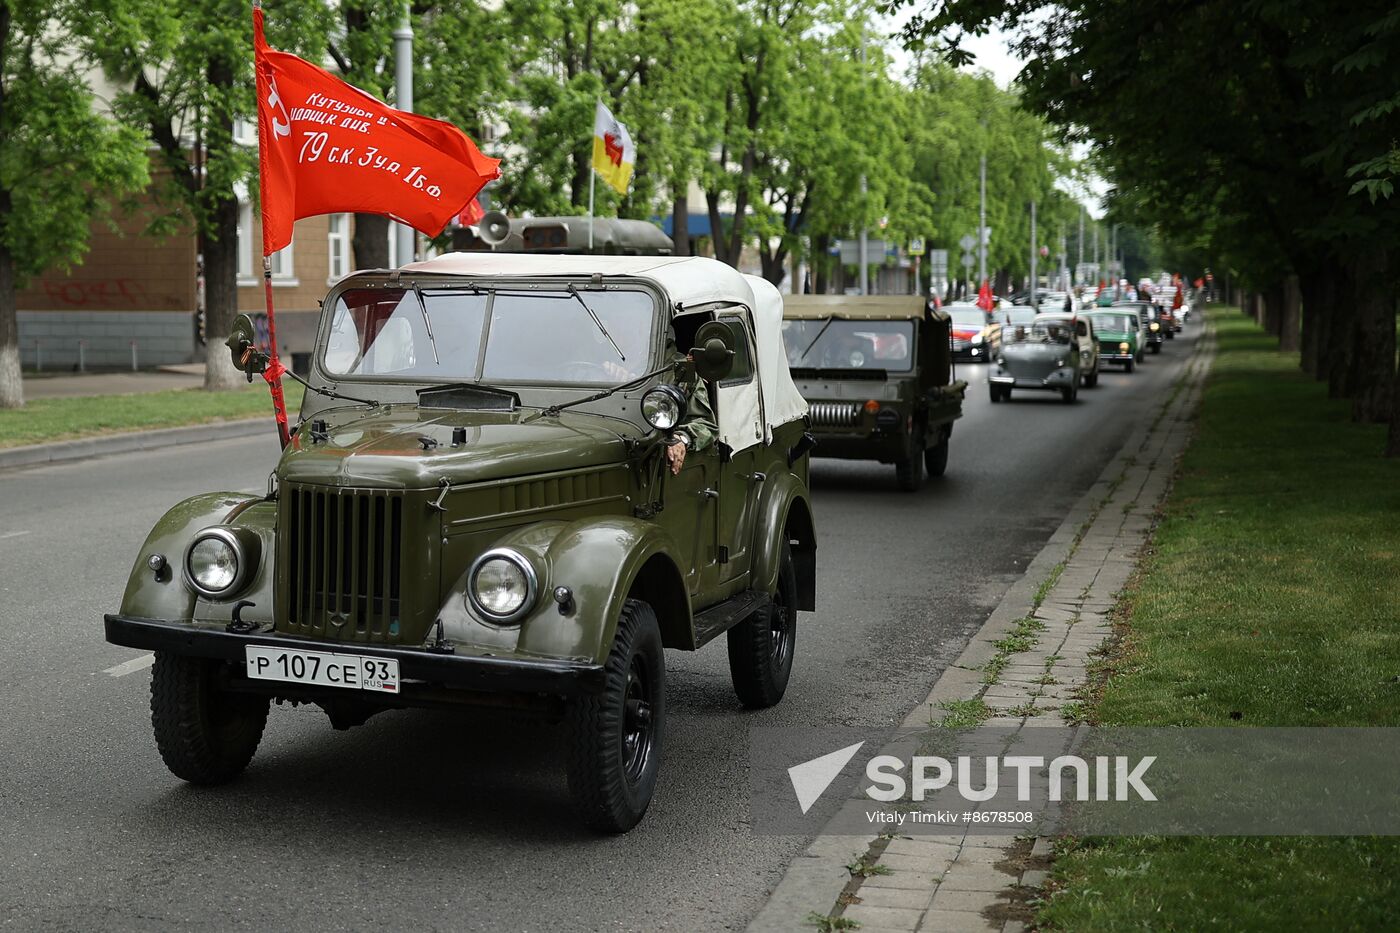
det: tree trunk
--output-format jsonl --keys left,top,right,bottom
{"left": 1279, "top": 275, "right": 1301, "bottom": 352}
{"left": 1347, "top": 246, "right": 1395, "bottom": 423}
{"left": 813, "top": 233, "right": 830, "bottom": 294}
{"left": 1326, "top": 267, "right": 1357, "bottom": 400}
{"left": 1263, "top": 282, "right": 1284, "bottom": 337}
{"left": 0, "top": 221, "right": 22, "bottom": 410}
{"left": 1387, "top": 362, "right": 1400, "bottom": 457}
{"left": 672, "top": 193, "right": 689, "bottom": 257}
{"left": 1298, "top": 265, "right": 1334, "bottom": 379}
{"left": 203, "top": 192, "right": 242, "bottom": 391}
{"left": 353, "top": 213, "right": 391, "bottom": 269}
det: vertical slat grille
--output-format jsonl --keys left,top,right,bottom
{"left": 284, "top": 484, "right": 405, "bottom": 642}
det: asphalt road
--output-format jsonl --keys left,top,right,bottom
{"left": 0, "top": 322, "right": 1200, "bottom": 931}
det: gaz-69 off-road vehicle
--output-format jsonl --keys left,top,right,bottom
{"left": 780, "top": 295, "right": 966, "bottom": 492}
{"left": 104, "top": 254, "right": 817, "bottom": 833}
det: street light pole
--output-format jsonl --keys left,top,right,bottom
{"left": 858, "top": 38, "right": 869, "bottom": 295}
{"left": 1029, "top": 200, "right": 1037, "bottom": 311}
{"left": 978, "top": 154, "right": 987, "bottom": 286}
{"left": 393, "top": 5, "right": 415, "bottom": 267}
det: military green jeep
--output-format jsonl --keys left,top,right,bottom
{"left": 104, "top": 255, "right": 816, "bottom": 833}
{"left": 781, "top": 296, "right": 966, "bottom": 491}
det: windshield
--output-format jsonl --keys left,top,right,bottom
{"left": 994, "top": 307, "right": 1038, "bottom": 327}
{"left": 948, "top": 309, "right": 987, "bottom": 328}
{"left": 782, "top": 319, "right": 915, "bottom": 371}
{"left": 1004, "top": 320, "right": 1073, "bottom": 346}
{"left": 1089, "top": 314, "right": 1136, "bottom": 332}
{"left": 322, "top": 286, "right": 656, "bottom": 385}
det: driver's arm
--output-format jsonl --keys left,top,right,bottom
{"left": 665, "top": 379, "right": 718, "bottom": 474}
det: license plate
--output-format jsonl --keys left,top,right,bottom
{"left": 245, "top": 645, "right": 400, "bottom": 694}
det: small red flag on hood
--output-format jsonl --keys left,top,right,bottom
{"left": 254, "top": 7, "right": 499, "bottom": 255}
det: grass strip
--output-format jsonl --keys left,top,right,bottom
{"left": 0, "top": 383, "right": 305, "bottom": 449}
{"left": 1039, "top": 309, "right": 1400, "bottom": 929}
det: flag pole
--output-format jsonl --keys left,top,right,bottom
{"left": 588, "top": 165, "right": 596, "bottom": 251}
{"left": 261, "top": 255, "right": 291, "bottom": 449}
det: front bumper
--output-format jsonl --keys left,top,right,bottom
{"left": 989, "top": 367, "right": 1076, "bottom": 389}
{"left": 1098, "top": 353, "right": 1134, "bottom": 364}
{"left": 104, "top": 615, "right": 605, "bottom": 696}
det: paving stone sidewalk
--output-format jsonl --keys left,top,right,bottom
{"left": 748, "top": 325, "right": 1217, "bottom": 933}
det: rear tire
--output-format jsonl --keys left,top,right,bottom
{"left": 150, "top": 652, "right": 268, "bottom": 785}
{"left": 895, "top": 429, "right": 925, "bottom": 492}
{"left": 566, "top": 599, "right": 665, "bottom": 833}
{"left": 924, "top": 430, "right": 950, "bottom": 478}
{"left": 728, "top": 544, "right": 798, "bottom": 709}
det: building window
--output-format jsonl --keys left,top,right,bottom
{"left": 328, "top": 213, "right": 350, "bottom": 282}
{"left": 238, "top": 200, "right": 295, "bottom": 283}
{"left": 237, "top": 202, "right": 253, "bottom": 280}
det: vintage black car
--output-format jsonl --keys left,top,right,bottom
{"left": 1114, "top": 301, "right": 1165, "bottom": 354}
{"left": 782, "top": 296, "right": 966, "bottom": 491}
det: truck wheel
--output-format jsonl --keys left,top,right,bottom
{"left": 895, "top": 430, "right": 925, "bottom": 492}
{"left": 924, "top": 430, "right": 950, "bottom": 478}
{"left": 728, "top": 544, "right": 798, "bottom": 709}
{"left": 150, "top": 652, "right": 268, "bottom": 785}
{"left": 1125, "top": 358, "right": 1135, "bottom": 374}
{"left": 566, "top": 599, "right": 665, "bottom": 833}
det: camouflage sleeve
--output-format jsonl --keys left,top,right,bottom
{"left": 678, "top": 381, "right": 718, "bottom": 452}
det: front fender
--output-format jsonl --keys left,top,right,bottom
{"left": 118, "top": 492, "right": 269, "bottom": 623}
{"left": 749, "top": 470, "right": 816, "bottom": 609}
{"left": 436, "top": 517, "right": 690, "bottom": 665}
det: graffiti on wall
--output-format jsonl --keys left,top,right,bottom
{"left": 41, "top": 278, "right": 153, "bottom": 309}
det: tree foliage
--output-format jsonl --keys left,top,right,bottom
{"left": 0, "top": 0, "right": 150, "bottom": 408}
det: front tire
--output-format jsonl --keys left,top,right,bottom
{"left": 924, "top": 429, "right": 950, "bottom": 478}
{"left": 895, "top": 429, "right": 925, "bottom": 492}
{"left": 1061, "top": 383, "right": 1078, "bottom": 404}
{"left": 566, "top": 599, "right": 665, "bottom": 833}
{"left": 1125, "top": 358, "right": 1135, "bottom": 374}
{"left": 728, "top": 545, "right": 798, "bottom": 709}
{"left": 1151, "top": 342, "right": 1162, "bottom": 354}
{"left": 150, "top": 652, "right": 268, "bottom": 785}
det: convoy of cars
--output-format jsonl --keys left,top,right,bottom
{"left": 103, "top": 252, "right": 1188, "bottom": 834}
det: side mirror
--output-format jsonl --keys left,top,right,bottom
{"left": 689, "top": 320, "right": 736, "bottom": 382}
{"left": 225, "top": 313, "right": 268, "bottom": 380}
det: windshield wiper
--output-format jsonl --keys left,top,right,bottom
{"left": 279, "top": 368, "right": 380, "bottom": 408}
{"left": 796, "top": 317, "right": 835, "bottom": 364}
{"left": 566, "top": 284, "right": 626, "bottom": 362}
{"left": 411, "top": 282, "right": 440, "bottom": 366}
{"left": 533, "top": 363, "right": 674, "bottom": 420}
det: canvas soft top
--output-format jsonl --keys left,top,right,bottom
{"left": 396, "top": 252, "right": 807, "bottom": 453}
{"left": 781, "top": 295, "right": 939, "bottom": 321}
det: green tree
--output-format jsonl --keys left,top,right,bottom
{"left": 0, "top": 1, "right": 150, "bottom": 408}
{"left": 100, "top": 0, "right": 331, "bottom": 391}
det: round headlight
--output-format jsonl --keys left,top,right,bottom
{"left": 1119, "top": 342, "right": 1130, "bottom": 352}
{"left": 1150, "top": 322, "right": 1160, "bottom": 331}
{"left": 184, "top": 528, "right": 252, "bottom": 598}
{"left": 467, "top": 549, "right": 538, "bottom": 624}
{"left": 641, "top": 384, "right": 686, "bottom": 431}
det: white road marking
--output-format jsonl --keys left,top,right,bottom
{"left": 105, "top": 654, "right": 155, "bottom": 678}
{"left": 0, "top": 530, "right": 31, "bottom": 541}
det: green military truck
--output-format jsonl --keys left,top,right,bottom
{"left": 104, "top": 254, "right": 817, "bottom": 833}
{"left": 781, "top": 295, "right": 966, "bottom": 491}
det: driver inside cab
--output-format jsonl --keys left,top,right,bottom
{"left": 665, "top": 315, "right": 720, "bottom": 476}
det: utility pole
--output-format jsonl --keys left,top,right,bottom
{"left": 858, "top": 38, "right": 869, "bottom": 295}
{"left": 1029, "top": 200, "right": 1037, "bottom": 311}
{"left": 978, "top": 154, "right": 987, "bottom": 285}
{"left": 1077, "top": 206, "right": 1084, "bottom": 282}
{"left": 1092, "top": 224, "right": 1099, "bottom": 281}
{"left": 393, "top": 5, "right": 415, "bottom": 267}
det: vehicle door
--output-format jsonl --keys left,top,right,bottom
{"left": 708, "top": 309, "right": 764, "bottom": 592}
{"left": 1075, "top": 318, "right": 1095, "bottom": 368}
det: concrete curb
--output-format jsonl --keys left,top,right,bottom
{"left": 747, "top": 324, "right": 1218, "bottom": 933}
{"left": 0, "top": 418, "right": 272, "bottom": 472}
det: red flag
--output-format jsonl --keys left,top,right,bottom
{"left": 1173, "top": 284, "right": 1184, "bottom": 310}
{"left": 254, "top": 8, "right": 499, "bottom": 255}
{"left": 457, "top": 197, "right": 485, "bottom": 227}
{"left": 976, "top": 280, "right": 994, "bottom": 312}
